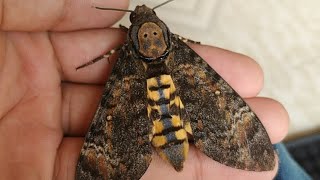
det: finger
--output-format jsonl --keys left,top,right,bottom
{"left": 61, "top": 83, "right": 103, "bottom": 137}
{"left": 246, "top": 97, "right": 289, "bottom": 143}
{"left": 55, "top": 138, "right": 278, "bottom": 180}
{"left": 142, "top": 146, "right": 278, "bottom": 180}
{"left": 51, "top": 28, "right": 126, "bottom": 85}
{"left": 191, "top": 44, "right": 264, "bottom": 97}
{"left": 62, "top": 83, "right": 289, "bottom": 144}
{"left": 53, "top": 29, "right": 263, "bottom": 97}
{"left": 0, "top": 0, "right": 129, "bottom": 31}
{"left": 54, "top": 137, "right": 82, "bottom": 180}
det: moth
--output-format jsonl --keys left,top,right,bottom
{"left": 76, "top": 1, "right": 275, "bottom": 180}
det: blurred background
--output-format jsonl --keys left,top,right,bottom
{"left": 114, "top": 0, "right": 320, "bottom": 177}
{"left": 116, "top": 0, "right": 320, "bottom": 140}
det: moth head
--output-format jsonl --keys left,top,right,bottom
{"left": 129, "top": 5, "right": 156, "bottom": 24}
{"left": 129, "top": 5, "right": 171, "bottom": 62}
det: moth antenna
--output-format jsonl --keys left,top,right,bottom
{"left": 75, "top": 55, "right": 106, "bottom": 70}
{"left": 92, "top": 5, "right": 134, "bottom": 13}
{"left": 152, "top": 0, "right": 174, "bottom": 10}
{"left": 76, "top": 47, "right": 121, "bottom": 70}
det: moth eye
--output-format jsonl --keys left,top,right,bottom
{"left": 144, "top": 34, "right": 148, "bottom": 38}
{"left": 153, "top": 32, "right": 157, "bottom": 35}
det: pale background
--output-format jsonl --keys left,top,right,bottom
{"left": 115, "top": 0, "right": 320, "bottom": 140}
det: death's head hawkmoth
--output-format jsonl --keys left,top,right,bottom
{"left": 76, "top": 1, "right": 275, "bottom": 180}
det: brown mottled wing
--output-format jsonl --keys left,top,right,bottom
{"left": 168, "top": 35, "right": 275, "bottom": 171}
{"left": 76, "top": 47, "right": 152, "bottom": 180}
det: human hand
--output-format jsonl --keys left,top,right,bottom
{"left": 0, "top": 0, "right": 288, "bottom": 179}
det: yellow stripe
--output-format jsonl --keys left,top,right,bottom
{"left": 152, "top": 135, "right": 167, "bottom": 147}
{"left": 160, "top": 75, "right": 176, "bottom": 94}
{"left": 170, "top": 81, "right": 176, "bottom": 93}
{"left": 163, "top": 88, "right": 170, "bottom": 99}
{"left": 160, "top": 75, "right": 171, "bottom": 84}
{"left": 147, "top": 105, "right": 152, "bottom": 117}
{"left": 183, "top": 141, "right": 189, "bottom": 159}
{"left": 147, "top": 77, "right": 160, "bottom": 101}
{"left": 175, "top": 129, "right": 187, "bottom": 140}
{"left": 171, "top": 115, "right": 182, "bottom": 127}
{"left": 146, "top": 77, "right": 158, "bottom": 89}
{"left": 170, "top": 99, "right": 175, "bottom": 106}
{"left": 174, "top": 96, "right": 180, "bottom": 107}
{"left": 148, "top": 90, "right": 160, "bottom": 101}
{"left": 169, "top": 96, "right": 180, "bottom": 107}
{"left": 179, "top": 97, "right": 184, "bottom": 109}
{"left": 153, "top": 120, "right": 165, "bottom": 134}
{"left": 184, "top": 122, "right": 193, "bottom": 135}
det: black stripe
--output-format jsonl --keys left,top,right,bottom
{"left": 161, "top": 114, "right": 171, "bottom": 119}
{"left": 158, "top": 139, "right": 185, "bottom": 150}
{"left": 154, "top": 126, "right": 182, "bottom": 137}
{"left": 149, "top": 84, "right": 170, "bottom": 91}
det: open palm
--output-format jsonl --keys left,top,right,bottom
{"left": 0, "top": 0, "right": 288, "bottom": 179}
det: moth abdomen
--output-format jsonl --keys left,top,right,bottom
{"left": 146, "top": 73, "right": 191, "bottom": 171}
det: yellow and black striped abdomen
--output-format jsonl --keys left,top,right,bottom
{"left": 147, "top": 74, "right": 192, "bottom": 171}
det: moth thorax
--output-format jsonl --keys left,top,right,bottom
{"left": 138, "top": 22, "right": 167, "bottom": 58}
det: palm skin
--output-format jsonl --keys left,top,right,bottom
{"left": 0, "top": 0, "right": 288, "bottom": 179}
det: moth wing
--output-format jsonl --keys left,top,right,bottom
{"left": 168, "top": 35, "right": 275, "bottom": 171}
{"left": 76, "top": 48, "right": 152, "bottom": 180}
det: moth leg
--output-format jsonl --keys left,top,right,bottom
{"left": 119, "top": 24, "right": 129, "bottom": 32}
{"left": 76, "top": 46, "right": 122, "bottom": 70}
{"left": 174, "top": 34, "right": 201, "bottom": 44}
